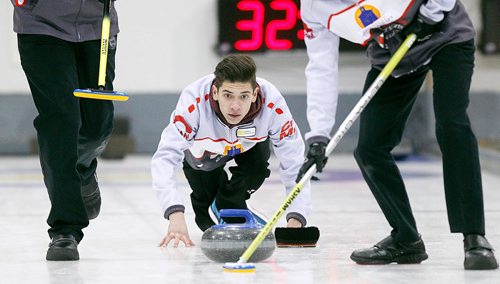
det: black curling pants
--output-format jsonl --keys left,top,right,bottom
{"left": 18, "top": 34, "right": 116, "bottom": 242}
{"left": 354, "top": 40, "right": 485, "bottom": 244}
{"left": 183, "top": 140, "right": 271, "bottom": 231}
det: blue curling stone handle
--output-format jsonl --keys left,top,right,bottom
{"left": 212, "top": 209, "right": 261, "bottom": 229}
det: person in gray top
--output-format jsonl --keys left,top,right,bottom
{"left": 299, "top": 0, "right": 498, "bottom": 270}
{"left": 11, "top": 0, "right": 119, "bottom": 261}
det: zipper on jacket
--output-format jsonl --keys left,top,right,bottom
{"left": 74, "top": 0, "right": 84, "bottom": 42}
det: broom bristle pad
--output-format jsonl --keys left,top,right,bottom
{"left": 274, "top": 226, "right": 320, "bottom": 245}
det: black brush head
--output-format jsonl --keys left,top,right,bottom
{"left": 274, "top": 226, "right": 320, "bottom": 247}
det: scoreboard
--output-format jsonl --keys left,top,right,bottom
{"left": 217, "top": 0, "right": 364, "bottom": 54}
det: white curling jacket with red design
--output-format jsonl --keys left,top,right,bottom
{"left": 151, "top": 74, "right": 311, "bottom": 223}
{"left": 300, "top": 0, "right": 474, "bottom": 144}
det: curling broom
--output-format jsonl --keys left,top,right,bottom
{"left": 73, "top": 0, "right": 128, "bottom": 101}
{"left": 223, "top": 33, "right": 417, "bottom": 273}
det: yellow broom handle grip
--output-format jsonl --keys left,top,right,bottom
{"left": 98, "top": 1, "right": 111, "bottom": 88}
{"left": 378, "top": 34, "right": 417, "bottom": 80}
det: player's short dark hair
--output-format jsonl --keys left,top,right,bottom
{"left": 214, "top": 54, "right": 257, "bottom": 89}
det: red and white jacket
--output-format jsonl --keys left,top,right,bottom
{"left": 151, "top": 74, "right": 311, "bottom": 222}
{"left": 300, "top": 0, "right": 473, "bottom": 145}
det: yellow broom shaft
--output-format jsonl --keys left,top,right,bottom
{"left": 98, "top": 15, "right": 110, "bottom": 88}
{"left": 239, "top": 180, "right": 307, "bottom": 262}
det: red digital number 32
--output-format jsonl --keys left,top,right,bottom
{"left": 235, "top": 0, "right": 298, "bottom": 51}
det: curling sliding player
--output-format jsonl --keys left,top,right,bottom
{"left": 152, "top": 55, "right": 319, "bottom": 248}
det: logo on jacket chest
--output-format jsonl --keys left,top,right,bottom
{"left": 224, "top": 144, "right": 243, "bottom": 156}
{"left": 236, "top": 127, "right": 256, "bottom": 138}
{"left": 355, "top": 5, "right": 381, "bottom": 28}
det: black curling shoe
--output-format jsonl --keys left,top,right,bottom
{"left": 464, "top": 234, "right": 498, "bottom": 270}
{"left": 351, "top": 235, "right": 428, "bottom": 264}
{"left": 81, "top": 174, "right": 101, "bottom": 220}
{"left": 46, "top": 234, "right": 79, "bottom": 261}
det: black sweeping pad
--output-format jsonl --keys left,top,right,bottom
{"left": 274, "top": 227, "right": 320, "bottom": 247}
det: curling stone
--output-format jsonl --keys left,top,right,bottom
{"left": 201, "top": 209, "right": 275, "bottom": 263}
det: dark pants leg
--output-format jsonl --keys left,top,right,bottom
{"left": 430, "top": 40, "right": 485, "bottom": 235}
{"left": 217, "top": 140, "right": 271, "bottom": 210}
{"left": 183, "top": 140, "right": 271, "bottom": 231}
{"left": 354, "top": 67, "right": 428, "bottom": 243}
{"left": 183, "top": 162, "right": 227, "bottom": 231}
{"left": 75, "top": 40, "right": 115, "bottom": 185}
{"left": 18, "top": 34, "right": 115, "bottom": 242}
